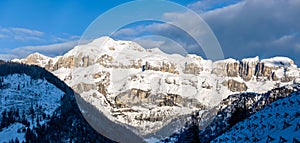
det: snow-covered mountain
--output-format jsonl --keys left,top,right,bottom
{"left": 213, "top": 87, "right": 300, "bottom": 143}
{"left": 13, "top": 36, "right": 300, "bottom": 140}
{"left": 161, "top": 84, "right": 300, "bottom": 143}
{"left": 0, "top": 62, "right": 114, "bottom": 142}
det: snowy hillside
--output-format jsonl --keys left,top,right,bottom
{"left": 198, "top": 84, "right": 300, "bottom": 142}
{"left": 0, "top": 74, "right": 64, "bottom": 116}
{"left": 160, "top": 84, "right": 300, "bottom": 143}
{"left": 213, "top": 87, "right": 300, "bottom": 143}
{"left": 12, "top": 36, "right": 300, "bottom": 140}
{"left": 0, "top": 74, "right": 64, "bottom": 142}
{"left": 0, "top": 63, "right": 113, "bottom": 142}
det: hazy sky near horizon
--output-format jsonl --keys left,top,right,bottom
{"left": 0, "top": 0, "right": 299, "bottom": 65}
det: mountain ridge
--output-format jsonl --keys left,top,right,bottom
{"left": 11, "top": 36, "right": 300, "bottom": 140}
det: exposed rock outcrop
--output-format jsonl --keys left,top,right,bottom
{"left": 222, "top": 80, "right": 248, "bottom": 92}
{"left": 144, "top": 61, "right": 179, "bottom": 74}
{"left": 212, "top": 57, "right": 299, "bottom": 84}
{"left": 184, "top": 63, "right": 203, "bottom": 75}
{"left": 114, "top": 89, "right": 206, "bottom": 110}
{"left": 72, "top": 83, "right": 96, "bottom": 94}
{"left": 239, "top": 58, "right": 259, "bottom": 81}
{"left": 93, "top": 71, "right": 111, "bottom": 96}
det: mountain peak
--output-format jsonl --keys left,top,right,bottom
{"left": 64, "top": 36, "right": 146, "bottom": 58}
{"left": 12, "top": 52, "right": 50, "bottom": 66}
{"left": 241, "top": 56, "right": 259, "bottom": 63}
{"left": 261, "top": 56, "right": 296, "bottom": 67}
{"left": 88, "top": 36, "right": 114, "bottom": 46}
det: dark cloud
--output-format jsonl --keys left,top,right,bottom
{"left": 112, "top": 22, "right": 205, "bottom": 57}
{"left": 201, "top": 0, "right": 300, "bottom": 65}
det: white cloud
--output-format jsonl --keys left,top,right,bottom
{"left": 272, "top": 34, "right": 297, "bottom": 45}
{"left": 10, "top": 27, "right": 44, "bottom": 36}
{"left": 0, "top": 26, "right": 80, "bottom": 43}
{"left": 133, "top": 39, "right": 164, "bottom": 49}
{"left": 0, "top": 25, "right": 80, "bottom": 60}
{"left": 133, "top": 36, "right": 188, "bottom": 56}
{"left": 13, "top": 35, "right": 44, "bottom": 42}
{"left": 0, "top": 54, "right": 18, "bottom": 60}
{"left": 0, "top": 41, "right": 78, "bottom": 60}
{"left": 69, "top": 35, "right": 81, "bottom": 40}
{"left": 113, "top": 11, "right": 221, "bottom": 59}
{"left": 188, "top": 0, "right": 241, "bottom": 13}
{"left": 113, "top": 28, "right": 141, "bottom": 37}
{"left": 0, "top": 26, "right": 45, "bottom": 42}
{"left": 0, "top": 34, "right": 7, "bottom": 39}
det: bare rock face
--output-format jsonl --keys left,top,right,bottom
{"left": 134, "top": 110, "right": 165, "bottom": 122}
{"left": 227, "top": 62, "right": 240, "bottom": 77}
{"left": 19, "top": 53, "right": 51, "bottom": 67}
{"left": 144, "top": 61, "right": 179, "bottom": 74}
{"left": 281, "top": 76, "right": 294, "bottom": 82}
{"left": 254, "top": 63, "right": 296, "bottom": 82}
{"left": 115, "top": 89, "right": 151, "bottom": 108}
{"left": 223, "top": 80, "right": 248, "bottom": 92}
{"left": 114, "top": 89, "right": 205, "bottom": 110}
{"left": 254, "top": 63, "right": 274, "bottom": 78}
{"left": 130, "top": 88, "right": 150, "bottom": 99}
{"left": 212, "top": 61, "right": 228, "bottom": 76}
{"left": 24, "top": 53, "right": 45, "bottom": 64}
{"left": 212, "top": 57, "right": 298, "bottom": 84}
{"left": 72, "top": 83, "right": 96, "bottom": 94}
{"left": 93, "top": 71, "right": 110, "bottom": 96}
{"left": 48, "top": 54, "right": 96, "bottom": 71}
{"left": 184, "top": 63, "right": 203, "bottom": 75}
{"left": 97, "top": 54, "right": 114, "bottom": 68}
{"left": 213, "top": 58, "right": 259, "bottom": 80}
{"left": 239, "top": 58, "right": 259, "bottom": 81}
{"left": 271, "top": 72, "right": 279, "bottom": 81}
{"left": 53, "top": 56, "right": 75, "bottom": 70}
{"left": 212, "top": 59, "right": 242, "bottom": 77}
{"left": 183, "top": 55, "right": 206, "bottom": 75}
{"left": 166, "top": 94, "right": 184, "bottom": 105}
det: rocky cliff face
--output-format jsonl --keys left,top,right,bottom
{"left": 222, "top": 79, "right": 248, "bottom": 92}
{"left": 12, "top": 36, "right": 300, "bottom": 140}
{"left": 19, "top": 49, "right": 299, "bottom": 88}
{"left": 212, "top": 57, "right": 298, "bottom": 83}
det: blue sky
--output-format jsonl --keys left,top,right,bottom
{"left": 0, "top": 0, "right": 202, "bottom": 57}
{"left": 0, "top": 0, "right": 199, "bottom": 38}
{"left": 0, "top": 0, "right": 300, "bottom": 65}
{"left": 1, "top": 0, "right": 131, "bottom": 35}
